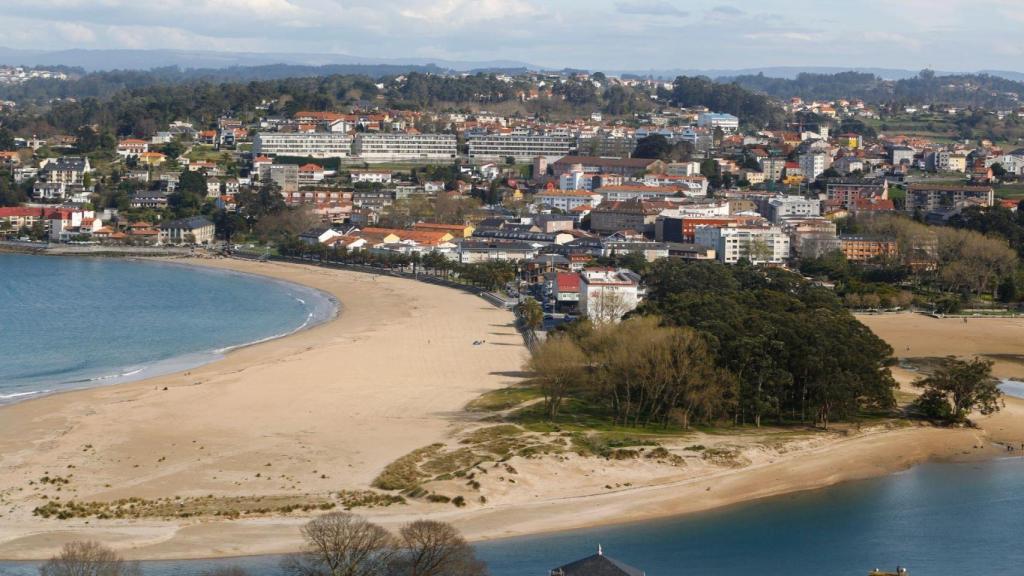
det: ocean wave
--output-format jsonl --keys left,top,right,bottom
{"left": 0, "top": 389, "right": 50, "bottom": 400}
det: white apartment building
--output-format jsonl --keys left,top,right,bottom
{"left": 694, "top": 225, "right": 791, "bottom": 265}
{"left": 696, "top": 112, "right": 740, "bottom": 132}
{"left": 350, "top": 170, "right": 393, "bottom": 184}
{"left": 559, "top": 170, "right": 595, "bottom": 191}
{"left": 467, "top": 133, "right": 574, "bottom": 162}
{"left": 578, "top": 268, "right": 642, "bottom": 324}
{"left": 765, "top": 195, "right": 821, "bottom": 223}
{"left": 253, "top": 132, "right": 354, "bottom": 158}
{"left": 352, "top": 133, "right": 457, "bottom": 163}
{"left": 534, "top": 190, "right": 603, "bottom": 212}
{"left": 799, "top": 152, "right": 831, "bottom": 182}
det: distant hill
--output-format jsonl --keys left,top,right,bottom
{"left": 0, "top": 47, "right": 537, "bottom": 74}
{"left": 728, "top": 71, "right": 1024, "bottom": 109}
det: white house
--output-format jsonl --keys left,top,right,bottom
{"left": 578, "top": 268, "right": 642, "bottom": 323}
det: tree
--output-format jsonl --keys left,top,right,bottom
{"left": 390, "top": 520, "right": 487, "bottom": 576}
{"left": 517, "top": 297, "right": 543, "bottom": 332}
{"left": 913, "top": 357, "right": 1003, "bottom": 423}
{"left": 39, "top": 541, "right": 141, "bottom": 576}
{"left": 169, "top": 170, "right": 208, "bottom": 216}
{"left": 632, "top": 135, "right": 672, "bottom": 160}
{"left": 283, "top": 512, "right": 396, "bottom": 576}
{"left": 527, "top": 334, "right": 586, "bottom": 419}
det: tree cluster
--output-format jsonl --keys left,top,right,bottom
{"left": 530, "top": 261, "right": 897, "bottom": 429}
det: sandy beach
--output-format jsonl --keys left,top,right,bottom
{"left": 2, "top": 263, "right": 1024, "bottom": 561}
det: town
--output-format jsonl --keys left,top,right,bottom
{"left": 1, "top": 69, "right": 1022, "bottom": 323}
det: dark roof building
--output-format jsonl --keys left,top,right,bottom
{"left": 550, "top": 548, "right": 645, "bottom": 576}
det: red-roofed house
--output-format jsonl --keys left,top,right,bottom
{"left": 117, "top": 138, "right": 149, "bottom": 158}
{"left": 298, "top": 163, "right": 326, "bottom": 184}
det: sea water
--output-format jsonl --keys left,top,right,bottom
{"left": 0, "top": 254, "right": 336, "bottom": 403}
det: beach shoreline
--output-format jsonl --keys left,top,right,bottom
{"left": 2, "top": 261, "right": 1023, "bottom": 561}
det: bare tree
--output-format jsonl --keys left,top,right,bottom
{"left": 390, "top": 520, "right": 487, "bottom": 576}
{"left": 283, "top": 512, "right": 396, "bottom": 576}
{"left": 527, "top": 335, "right": 586, "bottom": 419}
{"left": 39, "top": 541, "right": 141, "bottom": 576}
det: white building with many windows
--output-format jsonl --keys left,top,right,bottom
{"left": 253, "top": 132, "right": 353, "bottom": 158}
{"left": 467, "top": 133, "right": 574, "bottom": 162}
{"left": 534, "top": 189, "right": 603, "bottom": 212}
{"left": 697, "top": 112, "right": 740, "bottom": 132}
{"left": 694, "top": 225, "right": 791, "bottom": 265}
{"left": 352, "top": 133, "right": 457, "bottom": 163}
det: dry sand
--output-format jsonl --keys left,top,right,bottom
{"left": 2, "top": 266, "right": 1024, "bottom": 560}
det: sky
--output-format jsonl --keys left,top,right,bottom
{"left": 2, "top": 0, "right": 1023, "bottom": 71}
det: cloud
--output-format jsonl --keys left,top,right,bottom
{"left": 398, "top": 0, "right": 539, "bottom": 26}
{"left": 615, "top": 1, "right": 688, "bottom": 17}
{"left": 710, "top": 5, "right": 744, "bottom": 15}
{"left": 54, "top": 22, "right": 96, "bottom": 44}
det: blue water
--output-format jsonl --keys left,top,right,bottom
{"left": 2, "top": 459, "right": 1023, "bottom": 576}
{"left": 0, "top": 254, "right": 336, "bottom": 403}
{"left": 1001, "top": 379, "right": 1024, "bottom": 399}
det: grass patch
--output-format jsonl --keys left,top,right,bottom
{"left": 466, "top": 386, "right": 543, "bottom": 412}
{"left": 31, "top": 490, "right": 403, "bottom": 521}
{"left": 371, "top": 444, "right": 443, "bottom": 491}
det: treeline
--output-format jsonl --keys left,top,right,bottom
{"left": 2, "top": 74, "right": 383, "bottom": 138}
{"left": 732, "top": 69, "right": 1024, "bottom": 109}
{"left": 0, "top": 64, "right": 451, "bottom": 105}
{"left": 661, "top": 76, "right": 787, "bottom": 128}
{"left": 279, "top": 240, "right": 518, "bottom": 292}
{"left": 801, "top": 213, "right": 1022, "bottom": 311}
{"left": 532, "top": 261, "right": 897, "bottom": 430}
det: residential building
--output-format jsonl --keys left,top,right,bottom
{"left": 760, "top": 195, "right": 821, "bottom": 223}
{"left": 467, "top": 133, "right": 573, "bottom": 162}
{"left": 890, "top": 145, "right": 915, "bottom": 166}
{"left": 598, "top": 185, "right": 682, "bottom": 203}
{"left": 457, "top": 240, "right": 539, "bottom": 263}
{"left": 799, "top": 151, "right": 830, "bottom": 182}
{"left": 589, "top": 200, "right": 663, "bottom": 235}
{"left": 534, "top": 189, "right": 603, "bottom": 212}
{"left": 551, "top": 156, "right": 665, "bottom": 177}
{"left": 116, "top": 138, "right": 149, "bottom": 158}
{"left": 839, "top": 235, "right": 898, "bottom": 262}
{"left": 695, "top": 225, "right": 790, "bottom": 265}
{"left": 905, "top": 184, "right": 995, "bottom": 212}
{"left": 353, "top": 133, "right": 457, "bottom": 162}
{"left": 252, "top": 132, "right": 353, "bottom": 158}
{"left": 38, "top": 156, "right": 91, "bottom": 186}
{"left": 298, "top": 163, "right": 325, "bottom": 185}
{"left": 350, "top": 170, "right": 393, "bottom": 184}
{"left": 259, "top": 163, "right": 300, "bottom": 194}
{"left": 578, "top": 268, "right": 642, "bottom": 323}
{"left": 130, "top": 190, "right": 168, "bottom": 209}
{"left": 697, "top": 112, "right": 740, "bottom": 132}
{"left": 159, "top": 216, "right": 216, "bottom": 245}
{"left": 825, "top": 178, "right": 889, "bottom": 208}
